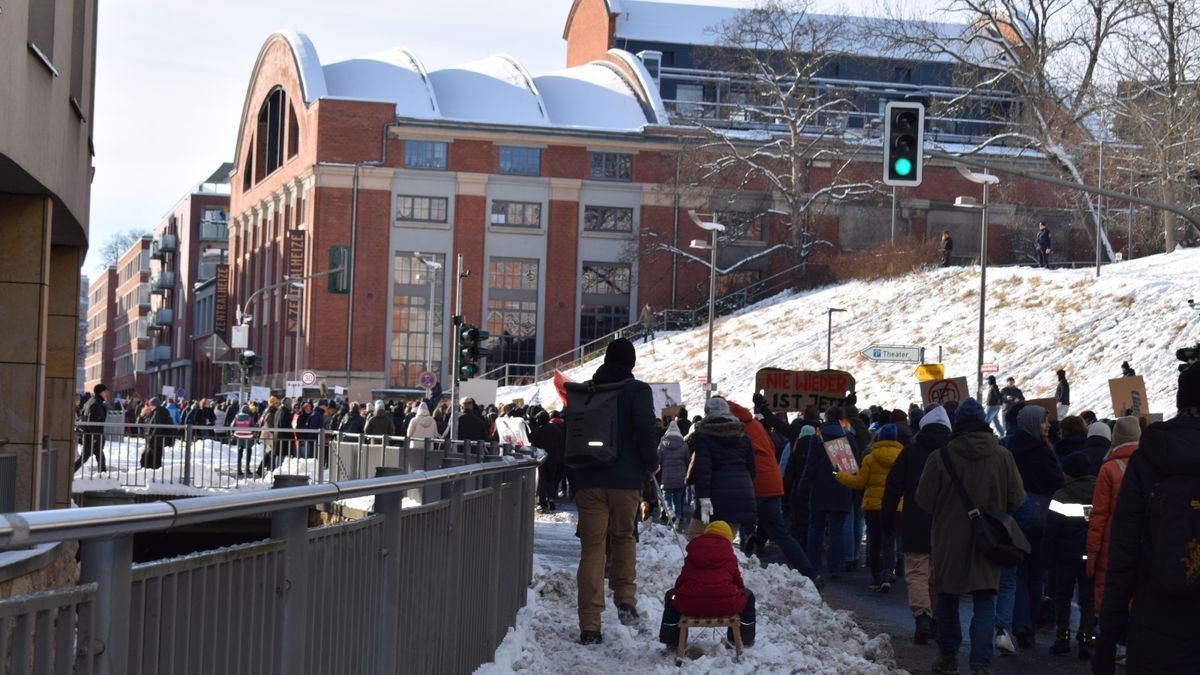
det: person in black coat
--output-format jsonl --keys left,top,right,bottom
{"left": 1054, "top": 415, "right": 1089, "bottom": 460}
{"left": 687, "top": 397, "right": 757, "bottom": 539}
{"left": 139, "top": 398, "right": 174, "bottom": 469}
{"left": 882, "top": 404, "right": 952, "bottom": 643}
{"left": 76, "top": 384, "right": 110, "bottom": 472}
{"left": 798, "top": 408, "right": 856, "bottom": 578}
{"left": 1080, "top": 422, "right": 1112, "bottom": 476}
{"left": 452, "top": 397, "right": 491, "bottom": 442}
{"left": 529, "top": 410, "right": 565, "bottom": 512}
{"left": 1036, "top": 221, "right": 1052, "bottom": 267}
{"left": 1040, "top": 452, "right": 1097, "bottom": 657}
{"left": 940, "top": 230, "right": 954, "bottom": 267}
{"left": 1093, "top": 365, "right": 1200, "bottom": 674}
{"left": 339, "top": 403, "right": 365, "bottom": 434}
{"left": 1055, "top": 370, "right": 1071, "bottom": 419}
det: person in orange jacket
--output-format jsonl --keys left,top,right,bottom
{"left": 728, "top": 400, "right": 822, "bottom": 586}
{"left": 1086, "top": 417, "right": 1141, "bottom": 611}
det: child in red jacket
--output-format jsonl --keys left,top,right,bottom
{"left": 658, "top": 520, "right": 756, "bottom": 647}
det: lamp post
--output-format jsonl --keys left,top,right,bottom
{"left": 415, "top": 255, "right": 443, "bottom": 396}
{"left": 688, "top": 211, "right": 726, "bottom": 399}
{"left": 953, "top": 164, "right": 1000, "bottom": 398}
{"left": 826, "top": 308, "right": 846, "bottom": 370}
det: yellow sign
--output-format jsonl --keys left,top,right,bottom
{"left": 914, "top": 364, "right": 945, "bottom": 382}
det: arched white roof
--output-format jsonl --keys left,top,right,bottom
{"left": 427, "top": 55, "right": 549, "bottom": 126}
{"left": 323, "top": 47, "right": 440, "bottom": 119}
{"left": 275, "top": 30, "right": 327, "bottom": 103}
{"left": 535, "top": 62, "right": 654, "bottom": 130}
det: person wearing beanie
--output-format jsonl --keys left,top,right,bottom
{"left": 363, "top": 398, "right": 396, "bottom": 439}
{"left": 883, "top": 404, "right": 952, "bottom": 644}
{"left": 1081, "top": 421, "right": 1113, "bottom": 476}
{"left": 573, "top": 336, "right": 657, "bottom": 645}
{"left": 916, "top": 398, "right": 1024, "bottom": 674}
{"left": 232, "top": 404, "right": 257, "bottom": 476}
{"left": 1086, "top": 415, "right": 1141, "bottom": 617}
{"left": 985, "top": 375, "right": 1004, "bottom": 435}
{"left": 1093, "top": 364, "right": 1200, "bottom": 674}
{"left": 686, "top": 397, "right": 757, "bottom": 541}
{"left": 656, "top": 419, "right": 689, "bottom": 524}
{"left": 75, "top": 381, "right": 111, "bottom": 473}
{"left": 658, "top": 520, "right": 757, "bottom": 649}
{"left": 1042, "top": 450, "right": 1098, "bottom": 658}
{"left": 836, "top": 423, "right": 904, "bottom": 592}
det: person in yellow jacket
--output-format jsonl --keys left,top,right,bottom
{"left": 835, "top": 423, "right": 904, "bottom": 592}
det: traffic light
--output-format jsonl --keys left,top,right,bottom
{"left": 883, "top": 101, "right": 925, "bottom": 187}
{"left": 457, "top": 324, "right": 489, "bottom": 381}
{"left": 239, "top": 350, "right": 260, "bottom": 383}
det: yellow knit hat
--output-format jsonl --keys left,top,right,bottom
{"left": 704, "top": 520, "right": 734, "bottom": 543}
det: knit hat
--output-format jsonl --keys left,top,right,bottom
{"left": 1087, "top": 421, "right": 1112, "bottom": 441}
{"left": 665, "top": 419, "right": 682, "bottom": 438}
{"left": 374, "top": 400, "right": 386, "bottom": 414}
{"left": 1179, "top": 362, "right": 1200, "bottom": 410}
{"left": 604, "top": 338, "right": 636, "bottom": 370}
{"left": 704, "top": 520, "right": 734, "bottom": 543}
{"left": 876, "top": 424, "right": 898, "bottom": 441}
{"left": 704, "top": 396, "right": 733, "bottom": 420}
{"left": 1061, "top": 452, "right": 1091, "bottom": 478}
{"left": 954, "top": 397, "right": 986, "bottom": 424}
{"left": 93, "top": 383, "right": 107, "bottom": 396}
{"left": 1110, "top": 416, "right": 1142, "bottom": 448}
{"left": 919, "top": 405, "right": 952, "bottom": 430}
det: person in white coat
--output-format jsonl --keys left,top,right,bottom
{"left": 407, "top": 403, "right": 439, "bottom": 448}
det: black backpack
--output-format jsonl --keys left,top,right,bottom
{"left": 562, "top": 379, "right": 627, "bottom": 470}
{"left": 1146, "top": 474, "right": 1200, "bottom": 595}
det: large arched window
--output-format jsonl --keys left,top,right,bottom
{"left": 255, "top": 87, "right": 287, "bottom": 179}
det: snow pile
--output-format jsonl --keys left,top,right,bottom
{"left": 478, "top": 513, "right": 897, "bottom": 674}
{"left": 503, "top": 248, "right": 1200, "bottom": 418}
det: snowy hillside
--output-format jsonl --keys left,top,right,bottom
{"left": 505, "top": 248, "right": 1200, "bottom": 416}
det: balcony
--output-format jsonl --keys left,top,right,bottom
{"left": 148, "top": 308, "right": 173, "bottom": 330}
{"left": 151, "top": 271, "right": 176, "bottom": 294}
{"left": 146, "top": 344, "right": 171, "bottom": 367}
{"left": 197, "top": 261, "right": 218, "bottom": 282}
{"left": 198, "top": 220, "right": 229, "bottom": 242}
{"left": 157, "top": 233, "right": 177, "bottom": 253}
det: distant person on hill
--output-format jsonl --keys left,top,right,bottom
{"left": 985, "top": 375, "right": 1004, "bottom": 435}
{"left": 941, "top": 230, "right": 954, "bottom": 267}
{"left": 1055, "top": 369, "right": 1071, "bottom": 419}
{"left": 1121, "top": 361, "right": 1136, "bottom": 378}
{"left": 639, "top": 303, "right": 656, "bottom": 344}
{"left": 1036, "top": 221, "right": 1052, "bottom": 268}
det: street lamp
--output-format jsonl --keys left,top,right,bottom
{"left": 954, "top": 164, "right": 1000, "bottom": 398}
{"left": 826, "top": 308, "right": 846, "bottom": 370}
{"left": 688, "top": 210, "right": 726, "bottom": 399}
{"left": 415, "top": 253, "right": 443, "bottom": 392}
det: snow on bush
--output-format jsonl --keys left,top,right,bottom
{"left": 478, "top": 512, "right": 897, "bottom": 674}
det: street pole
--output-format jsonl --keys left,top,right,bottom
{"left": 705, "top": 228, "right": 718, "bottom": 400}
{"left": 1097, "top": 124, "right": 1104, "bottom": 278}
{"left": 890, "top": 186, "right": 897, "bottom": 243}
{"left": 978, "top": 180, "right": 989, "bottom": 399}
{"left": 449, "top": 253, "right": 465, "bottom": 443}
{"left": 345, "top": 162, "right": 359, "bottom": 400}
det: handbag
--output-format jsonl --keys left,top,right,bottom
{"left": 942, "top": 450, "right": 1030, "bottom": 567}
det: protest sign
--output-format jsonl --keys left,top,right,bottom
{"left": 1024, "top": 397, "right": 1059, "bottom": 423}
{"left": 824, "top": 436, "right": 859, "bottom": 473}
{"left": 754, "top": 368, "right": 856, "bottom": 413}
{"left": 919, "top": 377, "right": 970, "bottom": 406}
{"left": 1109, "top": 376, "right": 1150, "bottom": 418}
{"left": 647, "top": 383, "right": 683, "bottom": 414}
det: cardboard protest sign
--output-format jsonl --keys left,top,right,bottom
{"left": 824, "top": 436, "right": 859, "bottom": 473}
{"left": 1109, "top": 376, "right": 1150, "bottom": 417}
{"left": 1024, "top": 397, "right": 1059, "bottom": 423}
{"left": 755, "top": 368, "right": 856, "bottom": 413}
{"left": 459, "top": 378, "right": 500, "bottom": 406}
{"left": 919, "top": 377, "right": 970, "bottom": 406}
{"left": 494, "top": 416, "right": 530, "bottom": 446}
{"left": 647, "top": 383, "right": 683, "bottom": 414}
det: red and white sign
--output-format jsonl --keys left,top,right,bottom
{"left": 919, "top": 377, "right": 970, "bottom": 405}
{"left": 824, "top": 436, "right": 859, "bottom": 473}
{"left": 300, "top": 370, "right": 317, "bottom": 386}
{"left": 754, "top": 368, "right": 856, "bottom": 413}
{"left": 980, "top": 363, "right": 1000, "bottom": 374}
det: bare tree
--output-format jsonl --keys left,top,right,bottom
{"left": 875, "top": 0, "right": 1136, "bottom": 257}
{"left": 96, "top": 228, "right": 149, "bottom": 270}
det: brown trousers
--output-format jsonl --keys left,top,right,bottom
{"left": 905, "top": 552, "right": 936, "bottom": 618}
{"left": 576, "top": 488, "right": 641, "bottom": 632}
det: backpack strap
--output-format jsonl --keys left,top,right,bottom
{"left": 941, "top": 449, "right": 982, "bottom": 520}
{"left": 1114, "top": 459, "right": 1127, "bottom": 475}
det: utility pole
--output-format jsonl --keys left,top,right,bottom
{"left": 449, "top": 253, "right": 467, "bottom": 442}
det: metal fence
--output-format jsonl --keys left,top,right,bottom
{"left": 71, "top": 423, "right": 508, "bottom": 495}
{"left": 1, "top": 445, "right": 542, "bottom": 675}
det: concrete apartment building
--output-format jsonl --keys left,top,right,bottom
{"left": 0, "top": 0, "right": 99, "bottom": 510}
{"left": 109, "top": 238, "right": 152, "bottom": 398}
{"left": 83, "top": 269, "right": 116, "bottom": 395}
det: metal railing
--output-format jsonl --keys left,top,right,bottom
{"left": 72, "top": 423, "right": 509, "bottom": 495}
{"left": 2, "top": 447, "right": 542, "bottom": 675}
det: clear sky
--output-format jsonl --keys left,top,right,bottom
{"left": 85, "top": 0, "right": 572, "bottom": 272}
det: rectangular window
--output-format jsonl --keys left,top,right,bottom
{"left": 389, "top": 252, "right": 446, "bottom": 388}
{"left": 489, "top": 200, "right": 541, "bottom": 228}
{"left": 580, "top": 263, "right": 631, "bottom": 344}
{"left": 583, "top": 205, "right": 634, "bottom": 233}
{"left": 589, "top": 152, "right": 632, "bottom": 181}
{"left": 404, "top": 141, "right": 448, "bottom": 170}
{"left": 396, "top": 195, "right": 449, "bottom": 223}
{"left": 498, "top": 146, "right": 541, "bottom": 176}
{"left": 486, "top": 258, "right": 539, "bottom": 379}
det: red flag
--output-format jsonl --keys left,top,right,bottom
{"left": 553, "top": 370, "right": 574, "bottom": 406}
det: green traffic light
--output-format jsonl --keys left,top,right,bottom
{"left": 893, "top": 157, "right": 913, "bottom": 177}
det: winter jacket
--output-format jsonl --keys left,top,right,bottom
{"left": 527, "top": 420, "right": 565, "bottom": 469}
{"left": 258, "top": 405, "right": 278, "bottom": 443}
{"left": 1041, "top": 474, "right": 1097, "bottom": 567}
{"left": 916, "top": 421, "right": 1025, "bottom": 595}
{"left": 1081, "top": 434, "right": 1111, "bottom": 476}
{"left": 999, "top": 385, "right": 1024, "bottom": 407}
{"left": 1086, "top": 441, "right": 1137, "bottom": 609}
{"left": 986, "top": 384, "right": 1002, "bottom": 407}
{"left": 570, "top": 362, "right": 657, "bottom": 492}
{"left": 657, "top": 432, "right": 689, "bottom": 490}
{"left": 1036, "top": 227, "right": 1051, "bottom": 251}
{"left": 883, "top": 422, "right": 950, "bottom": 554}
{"left": 835, "top": 440, "right": 903, "bottom": 511}
{"left": 81, "top": 395, "right": 107, "bottom": 424}
{"left": 456, "top": 410, "right": 491, "bottom": 442}
{"left": 797, "top": 422, "right": 855, "bottom": 513}
{"left": 688, "top": 417, "right": 757, "bottom": 525}
{"left": 1054, "top": 434, "right": 1087, "bottom": 460}
{"left": 339, "top": 411, "right": 365, "bottom": 435}
{"left": 1095, "top": 415, "right": 1200, "bottom": 675}
{"left": 1006, "top": 431, "right": 1064, "bottom": 498}
{"left": 891, "top": 422, "right": 915, "bottom": 449}
{"left": 671, "top": 533, "right": 747, "bottom": 617}
{"left": 139, "top": 405, "right": 174, "bottom": 469}
{"left": 364, "top": 411, "right": 396, "bottom": 438}
{"left": 1055, "top": 379, "right": 1070, "bottom": 406}
{"left": 728, "top": 401, "right": 784, "bottom": 498}
{"left": 306, "top": 409, "right": 325, "bottom": 432}
{"left": 406, "top": 405, "right": 439, "bottom": 443}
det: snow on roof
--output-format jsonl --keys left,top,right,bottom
{"left": 323, "top": 48, "right": 439, "bottom": 119}
{"left": 427, "top": 55, "right": 549, "bottom": 127}
{"left": 536, "top": 62, "right": 653, "bottom": 130}
{"left": 275, "top": 30, "right": 327, "bottom": 104}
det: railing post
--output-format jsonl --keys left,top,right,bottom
{"left": 271, "top": 478, "right": 309, "bottom": 675}
{"left": 373, "top": 468, "right": 404, "bottom": 675}
{"left": 181, "top": 424, "right": 193, "bottom": 486}
{"left": 441, "top": 477, "right": 465, "bottom": 671}
{"left": 78, "top": 533, "right": 133, "bottom": 675}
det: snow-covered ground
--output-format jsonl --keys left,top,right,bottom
{"left": 503, "top": 248, "right": 1200, "bottom": 417}
{"left": 477, "top": 512, "right": 898, "bottom": 674}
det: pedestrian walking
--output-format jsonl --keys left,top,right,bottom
{"left": 232, "top": 405, "right": 257, "bottom": 476}
{"left": 984, "top": 375, "right": 1004, "bottom": 435}
{"left": 1036, "top": 221, "right": 1052, "bottom": 268}
{"left": 639, "top": 303, "right": 656, "bottom": 344}
{"left": 529, "top": 410, "right": 565, "bottom": 513}
{"left": 685, "top": 396, "right": 757, "bottom": 540}
{"left": 405, "top": 402, "right": 439, "bottom": 448}
{"left": 75, "top": 383, "right": 110, "bottom": 472}
{"left": 1042, "top": 451, "right": 1096, "bottom": 659}
{"left": 836, "top": 423, "right": 903, "bottom": 593}
{"left": 1055, "top": 369, "right": 1071, "bottom": 420}
{"left": 1086, "top": 416, "right": 1140, "bottom": 616}
{"left": 798, "top": 407, "right": 856, "bottom": 579}
{"left": 941, "top": 230, "right": 954, "bottom": 267}
{"left": 656, "top": 419, "right": 689, "bottom": 522}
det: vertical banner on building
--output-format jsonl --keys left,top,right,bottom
{"left": 214, "top": 264, "right": 229, "bottom": 337}
{"left": 287, "top": 229, "right": 305, "bottom": 336}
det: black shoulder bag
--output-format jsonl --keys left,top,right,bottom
{"left": 942, "top": 450, "right": 1030, "bottom": 567}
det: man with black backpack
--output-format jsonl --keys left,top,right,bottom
{"left": 916, "top": 397, "right": 1026, "bottom": 675}
{"left": 564, "top": 338, "right": 656, "bottom": 646}
{"left": 1093, "top": 362, "right": 1200, "bottom": 674}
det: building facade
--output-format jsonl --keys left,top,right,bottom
{"left": 83, "top": 269, "right": 116, "bottom": 396}
{"left": 146, "top": 166, "right": 232, "bottom": 401}
{"left": 110, "top": 238, "right": 152, "bottom": 399}
{"left": 0, "top": 0, "right": 98, "bottom": 510}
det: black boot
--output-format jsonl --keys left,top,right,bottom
{"left": 1077, "top": 632, "right": 1094, "bottom": 661}
{"left": 914, "top": 614, "right": 934, "bottom": 645}
{"left": 1050, "top": 630, "right": 1071, "bottom": 655}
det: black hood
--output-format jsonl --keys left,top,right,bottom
{"left": 916, "top": 423, "right": 951, "bottom": 450}
{"left": 1139, "top": 415, "right": 1200, "bottom": 475}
